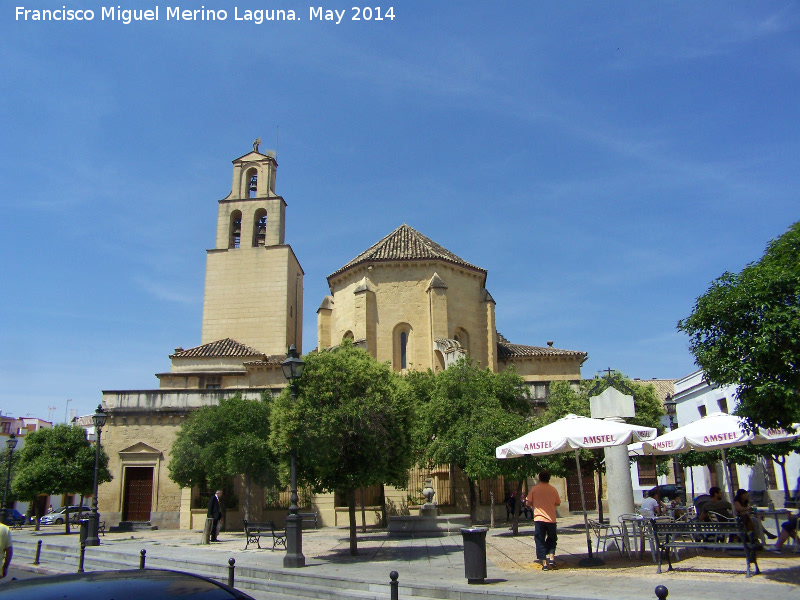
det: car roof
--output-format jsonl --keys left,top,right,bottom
{"left": 0, "top": 568, "right": 256, "bottom": 599}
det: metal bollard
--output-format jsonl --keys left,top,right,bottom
{"left": 655, "top": 585, "right": 669, "bottom": 600}
{"left": 78, "top": 542, "right": 85, "bottom": 573}
{"left": 390, "top": 571, "right": 399, "bottom": 600}
{"left": 140, "top": 549, "right": 147, "bottom": 569}
{"left": 228, "top": 558, "right": 235, "bottom": 588}
{"left": 33, "top": 540, "right": 42, "bottom": 565}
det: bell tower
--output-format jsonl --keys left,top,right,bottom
{"left": 201, "top": 141, "right": 303, "bottom": 355}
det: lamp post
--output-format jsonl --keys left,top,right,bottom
{"left": 664, "top": 395, "right": 684, "bottom": 491}
{"left": 86, "top": 405, "right": 107, "bottom": 546}
{"left": 281, "top": 345, "right": 305, "bottom": 568}
{"left": 2, "top": 434, "right": 17, "bottom": 525}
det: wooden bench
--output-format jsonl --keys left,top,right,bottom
{"left": 242, "top": 519, "right": 286, "bottom": 551}
{"left": 650, "top": 518, "right": 760, "bottom": 577}
{"left": 298, "top": 511, "right": 318, "bottom": 529}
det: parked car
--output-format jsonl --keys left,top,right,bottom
{"left": 39, "top": 505, "right": 89, "bottom": 525}
{"left": 1, "top": 509, "right": 26, "bottom": 527}
{"left": 0, "top": 568, "right": 256, "bottom": 599}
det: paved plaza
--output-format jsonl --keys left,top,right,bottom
{"left": 5, "top": 514, "right": 800, "bottom": 600}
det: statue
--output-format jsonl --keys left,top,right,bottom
{"left": 253, "top": 138, "right": 261, "bottom": 152}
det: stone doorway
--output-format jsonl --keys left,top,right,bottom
{"left": 123, "top": 466, "right": 153, "bottom": 522}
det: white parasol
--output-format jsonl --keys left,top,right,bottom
{"left": 635, "top": 412, "right": 800, "bottom": 501}
{"left": 497, "top": 414, "right": 658, "bottom": 565}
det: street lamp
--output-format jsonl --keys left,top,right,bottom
{"left": 86, "top": 405, "right": 107, "bottom": 546}
{"left": 663, "top": 395, "right": 684, "bottom": 491}
{"left": 281, "top": 345, "right": 305, "bottom": 568}
{"left": 2, "top": 434, "right": 17, "bottom": 525}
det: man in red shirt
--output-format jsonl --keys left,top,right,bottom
{"left": 526, "top": 470, "right": 561, "bottom": 570}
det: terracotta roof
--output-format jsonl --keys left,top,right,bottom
{"left": 328, "top": 224, "right": 486, "bottom": 281}
{"left": 632, "top": 378, "right": 676, "bottom": 402}
{"left": 242, "top": 355, "right": 287, "bottom": 367}
{"left": 497, "top": 337, "right": 588, "bottom": 360}
{"left": 170, "top": 338, "right": 264, "bottom": 359}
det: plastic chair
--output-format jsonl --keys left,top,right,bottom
{"left": 588, "top": 519, "right": 626, "bottom": 558}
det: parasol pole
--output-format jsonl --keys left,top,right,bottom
{"left": 721, "top": 447, "right": 736, "bottom": 504}
{"left": 575, "top": 449, "right": 604, "bottom": 566}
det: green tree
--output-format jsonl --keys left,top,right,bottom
{"left": 269, "top": 341, "right": 414, "bottom": 555}
{"left": 411, "top": 358, "right": 531, "bottom": 522}
{"left": 12, "top": 425, "right": 111, "bottom": 531}
{"left": 168, "top": 392, "right": 278, "bottom": 520}
{"left": 678, "top": 221, "right": 800, "bottom": 431}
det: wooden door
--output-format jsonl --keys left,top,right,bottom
{"left": 566, "top": 468, "right": 596, "bottom": 511}
{"left": 123, "top": 467, "right": 153, "bottom": 522}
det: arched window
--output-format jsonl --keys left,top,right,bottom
{"left": 229, "top": 210, "right": 242, "bottom": 249}
{"left": 253, "top": 208, "right": 267, "bottom": 246}
{"left": 392, "top": 323, "right": 412, "bottom": 372}
{"left": 246, "top": 168, "right": 258, "bottom": 198}
{"left": 343, "top": 331, "right": 354, "bottom": 342}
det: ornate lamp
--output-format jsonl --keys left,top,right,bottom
{"left": 281, "top": 345, "right": 305, "bottom": 568}
{"left": 86, "top": 405, "right": 106, "bottom": 546}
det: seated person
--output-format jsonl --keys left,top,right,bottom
{"left": 768, "top": 510, "right": 800, "bottom": 553}
{"left": 734, "top": 488, "right": 775, "bottom": 544}
{"left": 699, "top": 487, "right": 733, "bottom": 521}
{"left": 640, "top": 488, "right": 663, "bottom": 517}
{"left": 521, "top": 496, "right": 533, "bottom": 520}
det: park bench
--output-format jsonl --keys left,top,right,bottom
{"left": 298, "top": 511, "right": 318, "bottom": 529}
{"left": 650, "top": 517, "right": 760, "bottom": 577}
{"left": 242, "top": 519, "right": 286, "bottom": 551}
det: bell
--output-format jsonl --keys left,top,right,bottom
{"left": 249, "top": 175, "right": 258, "bottom": 192}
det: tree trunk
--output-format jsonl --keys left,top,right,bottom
{"left": 360, "top": 487, "right": 367, "bottom": 533}
{"left": 348, "top": 488, "right": 358, "bottom": 556}
{"left": 379, "top": 485, "right": 387, "bottom": 528}
{"left": 468, "top": 478, "right": 477, "bottom": 522}
{"left": 34, "top": 503, "right": 42, "bottom": 532}
{"left": 776, "top": 455, "right": 790, "bottom": 501}
{"left": 244, "top": 473, "right": 251, "bottom": 521}
{"left": 489, "top": 477, "right": 495, "bottom": 529}
{"left": 512, "top": 480, "right": 523, "bottom": 536}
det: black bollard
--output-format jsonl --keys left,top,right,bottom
{"left": 227, "top": 558, "right": 236, "bottom": 587}
{"left": 390, "top": 571, "right": 399, "bottom": 600}
{"left": 655, "top": 585, "right": 669, "bottom": 600}
{"left": 140, "top": 549, "right": 146, "bottom": 569}
{"left": 78, "top": 542, "right": 85, "bottom": 573}
{"left": 33, "top": 540, "right": 42, "bottom": 565}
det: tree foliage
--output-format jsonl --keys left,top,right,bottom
{"left": 678, "top": 221, "right": 800, "bottom": 431}
{"left": 167, "top": 392, "right": 278, "bottom": 520}
{"left": 410, "top": 358, "right": 531, "bottom": 521}
{"left": 12, "top": 425, "right": 111, "bottom": 529}
{"left": 269, "top": 341, "right": 414, "bottom": 555}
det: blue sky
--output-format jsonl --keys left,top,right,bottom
{"left": 1, "top": 1, "right": 798, "bottom": 422}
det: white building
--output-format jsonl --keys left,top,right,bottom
{"left": 673, "top": 370, "right": 800, "bottom": 505}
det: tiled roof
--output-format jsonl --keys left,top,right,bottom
{"left": 170, "top": 338, "right": 264, "bottom": 359}
{"left": 497, "top": 338, "right": 588, "bottom": 360}
{"left": 328, "top": 224, "right": 486, "bottom": 280}
{"left": 632, "top": 378, "right": 676, "bottom": 402}
{"left": 242, "top": 355, "right": 287, "bottom": 367}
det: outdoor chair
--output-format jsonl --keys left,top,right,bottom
{"left": 588, "top": 519, "right": 626, "bottom": 558}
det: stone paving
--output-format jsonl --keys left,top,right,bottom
{"left": 6, "top": 513, "right": 800, "bottom": 600}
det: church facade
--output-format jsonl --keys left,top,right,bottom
{"left": 98, "top": 146, "right": 587, "bottom": 529}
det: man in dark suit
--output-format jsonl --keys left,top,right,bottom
{"left": 207, "top": 490, "right": 223, "bottom": 542}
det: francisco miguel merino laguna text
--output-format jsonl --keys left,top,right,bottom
{"left": 16, "top": 6, "right": 396, "bottom": 24}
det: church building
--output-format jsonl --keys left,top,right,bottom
{"left": 98, "top": 145, "right": 587, "bottom": 529}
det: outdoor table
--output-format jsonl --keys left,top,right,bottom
{"left": 620, "top": 515, "right": 669, "bottom": 561}
{"left": 753, "top": 507, "right": 791, "bottom": 537}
